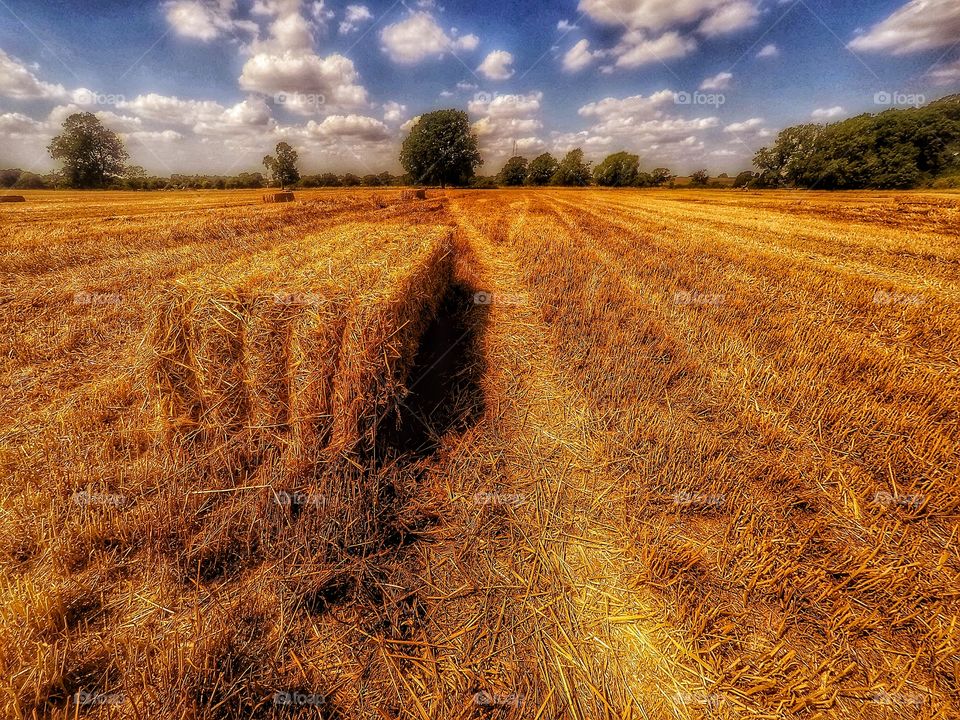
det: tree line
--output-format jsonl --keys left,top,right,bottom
{"left": 750, "top": 94, "right": 960, "bottom": 189}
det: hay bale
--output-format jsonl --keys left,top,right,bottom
{"left": 263, "top": 192, "right": 295, "bottom": 203}
{"left": 244, "top": 294, "right": 296, "bottom": 445}
{"left": 399, "top": 188, "right": 427, "bottom": 201}
{"left": 330, "top": 230, "right": 454, "bottom": 457}
{"left": 148, "top": 289, "right": 203, "bottom": 440}
{"left": 284, "top": 301, "right": 348, "bottom": 480}
{"left": 0, "top": 195, "right": 25, "bottom": 203}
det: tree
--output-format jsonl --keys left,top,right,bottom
{"left": 263, "top": 141, "right": 300, "bottom": 189}
{"left": 689, "top": 169, "right": 710, "bottom": 187}
{"left": 593, "top": 151, "right": 640, "bottom": 187}
{"left": 650, "top": 168, "right": 672, "bottom": 186}
{"left": 498, "top": 156, "right": 528, "bottom": 186}
{"left": 526, "top": 153, "right": 558, "bottom": 186}
{"left": 0, "top": 169, "right": 22, "bottom": 188}
{"left": 48, "top": 112, "right": 128, "bottom": 188}
{"left": 552, "top": 148, "right": 592, "bottom": 186}
{"left": 341, "top": 173, "right": 361, "bottom": 187}
{"left": 733, "top": 171, "right": 755, "bottom": 188}
{"left": 362, "top": 174, "right": 383, "bottom": 186}
{"left": 400, "top": 109, "right": 482, "bottom": 187}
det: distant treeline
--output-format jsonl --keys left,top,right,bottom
{"left": 0, "top": 168, "right": 414, "bottom": 191}
{"left": 750, "top": 94, "right": 960, "bottom": 189}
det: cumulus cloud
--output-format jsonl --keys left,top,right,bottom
{"left": 339, "top": 4, "right": 372, "bottom": 34}
{"left": 117, "top": 93, "right": 226, "bottom": 125}
{"left": 382, "top": 100, "right": 406, "bottom": 124}
{"left": 0, "top": 111, "right": 46, "bottom": 136}
{"left": 557, "top": 19, "right": 578, "bottom": 32}
{"left": 700, "top": 71, "right": 732, "bottom": 90}
{"left": 380, "top": 12, "right": 479, "bottom": 63}
{"left": 239, "top": 52, "right": 368, "bottom": 110}
{"left": 303, "top": 113, "right": 390, "bottom": 141}
{"left": 469, "top": 91, "right": 545, "bottom": 162}
{"left": 613, "top": 30, "right": 697, "bottom": 68}
{"left": 0, "top": 49, "right": 67, "bottom": 100}
{"left": 723, "top": 117, "right": 763, "bottom": 132}
{"left": 756, "top": 43, "right": 779, "bottom": 58}
{"left": 563, "top": 39, "right": 600, "bottom": 72}
{"left": 848, "top": 0, "right": 960, "bottom": 54}
{"left": 163, "top": 0, "right": 257, "bottom": 41}
{"left": 812, "top": 106, "right": 845, "bottom": 119}
{"left": 477, "top": 50, "right": 515, "bottom": 80}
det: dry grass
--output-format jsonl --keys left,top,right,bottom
{"left": 0, "top": 187, "right": 957, "bottom": 718}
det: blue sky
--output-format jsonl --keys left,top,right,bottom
{"left": 1, "top": 0, "right": 958, "bottom": 175}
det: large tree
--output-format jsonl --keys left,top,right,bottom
{"left": 552, "top": 148, "right": 592, "bottom": 186}
{"left": 525, "top": 153, "right": 558, "bottom": 186}
{"left": 399, "top": 109, "right": 482, "bottom": 188}
{"left": 498, "top": 156, "right": 528, "bottom": 186}
{"left": 593, "top": 151, "right": 640, "bottom": 187}
{"left": 47, "top": 112, "right": 128, "bottom": 188}
{"left": 263, "top": 141, "right": 300, "bottom": 189}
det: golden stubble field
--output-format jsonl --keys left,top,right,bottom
{"left": 1, "top": 187, "right": 958, "bottom": 719}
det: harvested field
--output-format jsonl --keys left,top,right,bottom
{"left": 0, "top": 187, "right": 958, "bottom": 719}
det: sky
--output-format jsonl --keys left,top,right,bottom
{"left": 0, "top": 0, "right": 959, "bottom": 176}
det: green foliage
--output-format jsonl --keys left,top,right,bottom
{"left": 753, "top": 96, "right": 960, "bottom": 189}
{"left": 593, "top": 151, "right": 640, "bottom": 187}
{"left": 342, "top": 173, "right": 361, "bottom": 187}
{"left": 689, "top": 169, "right": 710, "bottom": 187}
{"left": 733, "top": 171, "right": 755, "bottom": 188}
{"left": 399, "top": 109, "right": 482, "bottom": 187}
{"left": 526, "top": 153, "right": 558, "bottom": 186}
{"left": 650, "top": 168, "right": 672, "bottom": 186}
{"left": 552, "top": 148, "right": 592, "bottom": 186}
{"left": 48, "top": 112, "right": 128, "bottom": 188}
{"left": 263, "top": 141, "right": 300, "bottom": 189}
{"left": 0, "top": 169, "right": 22, "bottom": 188}
{"left": 469, "top": 175, "right": 498, "bottom": 189}
{"left": 498, "top": 156, "right": 528, "bottom": 186}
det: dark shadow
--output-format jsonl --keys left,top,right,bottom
{"left": 375, "top": 279, "right": 489, "bottom": 462}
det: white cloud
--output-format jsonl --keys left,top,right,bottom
{"left": 380, "top": 12, "right": 479, "bottom": 64}
{"left": 117, "top": 93, "right": 226, "bottom": 125}
{"left": 339, "top": 5, "right": 372, "bottom": 34}
{"left": 303, "top": 113, "right": 390, "bottom": 141}
{"left": 382, "top": 100, "right": 406, "bottom": 124}
{"left": 558, "top": 19, "right": 578, "bottom": 31}
{"left": 756, "top": 43, "right": 779, "bottom": 58}
{"left": 48, "top": 104, "right": 143, "bottom": 133}
{"left": 812, "top": 106, "right": 845, "bottom": 119}
{"left": 239, "top": 52, "right": 368, "bottom": 109}
{"left": 0, "top": 111, "right": 45, "bottom": 136}
{"left": 613, "top": 30, "right": 697, "bottom": 68}
{"left": 477, "top": 50, "right": 515, "bottom": 80}
{"left": 563, "top": 39, "right": 600, "bottom": 72}
{"left": 469, "top": 91, "right": 545, "bottom": 163}
{"left": 163, "top": 0, "right": 256, "bottom": 41}
{"left": 577, "top": 0, "right": 758, "bottom": 34}
{"left": 927, "top": 58, "right": 960, "bottom": 86}
{"left": 0, "top": 49, "right": 67, "bottom": 100}
{"left": 723, "top": 117, "right": 763, "bottom": 132}
{"left": 697, "top": 0, "right": 758, "bottom": 36}
{"left": 195, "top": 97, "right": 273, "bottom": 135}
{"left": 124, "top": 129, "right": 184, "bottom": 142}
{"left": 700, "top": 71, "right": 732, "bottom": 90}
{"left": 848, "top": 0, "right": 960, "bottom": 55}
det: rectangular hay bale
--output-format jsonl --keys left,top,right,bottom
{"left": 263, "top": 192, "right": 295, "bottom": 203}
